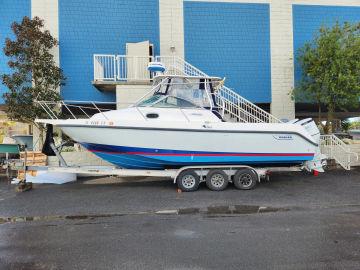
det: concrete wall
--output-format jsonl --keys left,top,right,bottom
{"left": 270, "top": 1, "right": 295, "bottom": 120}
{"left": 48, "top": 151, "right": 112, "bottom": 167}
{"left": 116, "top": 84, "right": 153, "bottom": 109}
{"left": 31, "top": 0, "right": 59, "bottom": 66}
{"left": 159, "top": 0, "right": 185, "bottom": 58}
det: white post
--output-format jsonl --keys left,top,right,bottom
{"left": 269, "top": 0, "right": 295, "bottom": 121}
{"left": 31, "top": 0, "right": 59, "bottom": 67}
{"left": 32, "top": 125, "right": 44, "bottom": 151}
{"left": 159, "top": 0, "right": 184, "bottom": 58}
{"left": 113, "top": 55, "right": 117, "bottom": 81}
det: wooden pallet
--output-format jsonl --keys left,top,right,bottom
{"left": 17, "top": 151, "right": 47, "bottom": 180}
{"left": 20, "top": 151, "right": 47, "bottom": 165}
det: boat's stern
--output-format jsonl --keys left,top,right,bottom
{"left": 292, "top": 118, "right": 326, "bottom": 172}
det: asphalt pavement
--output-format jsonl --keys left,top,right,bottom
{"left": 0, "top": 169, "right": 360, "bottom": 269}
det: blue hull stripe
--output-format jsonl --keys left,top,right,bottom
{"left": 81, "top": 143, "right": 314, "bottom": 169}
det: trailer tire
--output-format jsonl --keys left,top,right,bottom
{"left": 233, "top": 169, "right": 257, "bottom": 190}
{"left": 176, "top": 169, "right": 200, "bottom": 192}
{"left": 206, "top": 169, "right": 228, "bottom": 191}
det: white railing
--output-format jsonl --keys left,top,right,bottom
{"left": 94, "top": 55, "right": 154, "bottom": 81}
{"left": 36, "top": 100, "right": 116, "bottom": 120}
{"left": 320, "top": 134, "right": 359, "bottom": 170}
{"left": 93, "top": 54, "right": 117, "bottom": 81}
{"left": 217, "top": 86, "right": 280, "bottom": 123}
{"left": 117, "top": 55, "right": 154, "bottom": 81}
{"left": 156, "top": 56, "right": 206, "bottom": 77}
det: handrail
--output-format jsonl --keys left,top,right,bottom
{"left": 62, "top": 101, "right": 77, "bottom": 119}
{"left": 93, "top": 54, "right": 117, "bottom": 81}
{"left": 320, "top": 134, "right": 359, "bottom": 170}
{"left": 94, "top": 54, "right": 154, "bottom": 81}
{"left": 35, "top": 100, "right": 115, "bottom": 120}
{"left": 155, "top": 56, "right": 208, "bottom": 77}
{"left": 157, "top": 56, "right": 282, "bottom": 123}
{"left": 91, "top": 102, "right": 108, "bottom": 120}
{"left": 131, "top": 78, "right": 169, "bottom": 107}
{"left": 135, "top": 106, "right": 147, "bottom": 121}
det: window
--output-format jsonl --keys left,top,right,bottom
{"left": 152, "top": 96, "right": 198, "bottom": 108}
{"left": 137, "top": 95, "right": 164, "bottom": 107}
{"left": 138, "top": 95, "right": 198, "bottom": 108}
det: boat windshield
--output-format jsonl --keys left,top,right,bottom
{"left": 137, "top": 95, "right": 163, "bottom": 107}
{"left": 138, "top": 95, "right": 199, "bottom": 108}
{"left": 153, "top": 77, "right": 213, "bottom": 108}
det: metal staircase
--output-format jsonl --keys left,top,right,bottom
{"left": 156, "top": 56, "right": 281, "bottom": 124}
{"left": 320, "top": 134, "right": 358, "bottom": 170}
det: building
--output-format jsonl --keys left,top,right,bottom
{"left": 1, "top": 0, "right": 360, "bottom": 121}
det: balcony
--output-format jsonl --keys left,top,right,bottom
{"left": 92, "top": 54, "right": 157, "bottom": 91}
{"left": 92, "top": 55, "right": 194, "bottom": 91}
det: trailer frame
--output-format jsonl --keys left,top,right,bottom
{"left": 23, "top": 164, "right": 303, "bottom": 191}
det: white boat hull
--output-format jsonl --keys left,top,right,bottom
{"left": 59, "top": 124, "right": 317, "bottom": 169}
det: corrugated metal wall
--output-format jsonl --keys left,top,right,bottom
{"left": 184, "top": 1, "right": 272, "bottom": 103}
{"left": 0, "top": 0, "right": 31, "bottom": 103}
{"left": 58, "top": 0, "right": 160, "bottom": 101}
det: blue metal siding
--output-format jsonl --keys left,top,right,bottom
{"left": 184, "top": 1, "right": 271, "bottom": 103}
{"left": 293, "top": 5, "right": 360, "bottom": 86}
{"left": 59, "top": 0, "right": 160, "bottom": 102}
{"left": 0, "top": 0, "right": 31, "bottom": 104}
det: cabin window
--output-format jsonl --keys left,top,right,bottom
{"left": 137, "top": 95, "right": 197, "bottom": 108}
{"left": 137, "top": 95, "right": 163, "bottom": 106}
{"left": 152, "top": 96, "right": 198, "bottom": 108}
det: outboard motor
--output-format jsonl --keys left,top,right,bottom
{"left": 295, "top": 118, "right": 321, "bottom": 144}
{"left": 292, "top": 118, "right": 326, "bottom": 172}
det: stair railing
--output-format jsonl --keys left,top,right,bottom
{"left": 320, "top": 134, "right": 359, "bottom": 170}
{"left": 156, "top": 56, "right": 281, "bottom": 124}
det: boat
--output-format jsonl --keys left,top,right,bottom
{"left": 11, "top": 135, "right": 33, "bottom": 150}
{"left": 36, "top": 74, "right": 325, "bottom": 171}
{"left": 348, "top": 129, "right": 360, "bottom": 140}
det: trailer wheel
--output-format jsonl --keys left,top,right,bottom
{"left": 176, "top": 169, "right": 200, "bottom": 192}
{"left": 233, "top": 169, "right": 257, "bottom": 190}
{"left": 206, "top": 169, "right": 228, "bottom": 191}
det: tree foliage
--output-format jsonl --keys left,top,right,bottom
{"left": 1, "top": 16, "right": 65, "bottom": 127}
{"left": 295, "top": 21, "right": 360, "bottom": 133}
{"left": 349, "top": 121, "right": 360, "bottom": 130}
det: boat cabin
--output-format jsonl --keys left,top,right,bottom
{"left": 135, "top": 75, "right": 224, "bottom": 113}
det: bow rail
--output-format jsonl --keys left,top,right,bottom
{"left": 35, "top": 100, "right": 116, "bottom": 120}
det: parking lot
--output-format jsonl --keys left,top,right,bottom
{"left": 0, "top": 169, "right": 360, "bottom": 269}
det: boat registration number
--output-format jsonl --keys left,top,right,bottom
{"left": 85, "top": 121, "right": 114, "bottom": 126}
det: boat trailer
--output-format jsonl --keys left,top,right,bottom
{"left": 6, "top": 125, "right": 306, "bottom": 192}
{"left": 20, "top": 163, "right": 303, "bottom": 192}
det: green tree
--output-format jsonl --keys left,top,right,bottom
{"left": 1, "top": 16, "right": 65, "bottom": 130}
{"left": 295, "top": 21, "right": 360, "bottom": 133}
